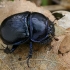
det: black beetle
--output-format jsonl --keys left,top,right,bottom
{"left": 0, "top": 11, "right": 55, "bottom": 67}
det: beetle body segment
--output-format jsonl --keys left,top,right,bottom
{"left": 0, "top": 12, "right": 30, "bottom": 44}
{"left": 29, "top": 12, "right": 55, "bottom": 43}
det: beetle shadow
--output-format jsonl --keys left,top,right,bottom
{"left": 33, "top": 43, "right": 52, "bottom": 52}
{"left": 13, "top": 43, "right": 29, "bottom": 56}
{"left": 12, "top": 42, "right": 51, "bottom": 59}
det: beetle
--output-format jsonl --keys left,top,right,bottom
{"left": 0, "top": 11, "right": 55, "bottom": 67}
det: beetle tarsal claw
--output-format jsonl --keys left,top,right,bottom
{"left": 27, "top": 54, "right": 32, "bottom": 67}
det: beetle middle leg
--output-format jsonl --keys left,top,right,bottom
{"left": 27, "top": 42, "right": 33, "bottom": 67}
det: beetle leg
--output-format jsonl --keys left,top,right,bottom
{"left": 4, "top": 45, "right": 10, "bottom": 54}
{"left": 4, "top": 44, "right": 19, "bottom": 54}
{"left": 27, "top": 42, "right": 33, "bottom": 67}
{"left": 9, "top": 44, "right": 19, "bottom": 53}
{"left": 1, "top": 44, "right": 6, "bottom": 48}
{"left": 0, "top": 44, "right": 6, "bottom": 50}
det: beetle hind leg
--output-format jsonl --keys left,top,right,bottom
{"left": 4, "top": 44, "right": 19, "bottom": 54}
{"left": 4, "top": 45, "right": 11, "bottom": 54}
{"left": 27, "top": 42, "right": 33, "bottom": 67}
{"left": 0, "top": 44, "right": 10, "bottom": 53}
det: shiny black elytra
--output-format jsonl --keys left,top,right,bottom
{"left": 0, "top": 11, "right": 55, "bottom": 67}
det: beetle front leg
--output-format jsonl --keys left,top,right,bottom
{"left": 27, "top": 42, "right": 33, "bottom": 67}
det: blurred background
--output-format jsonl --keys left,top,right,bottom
{"left": 0, "top": 0, "right": 70, "bottom": 11}
{"left": 27, "top": 0, "right": 70, "bottom": 11}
